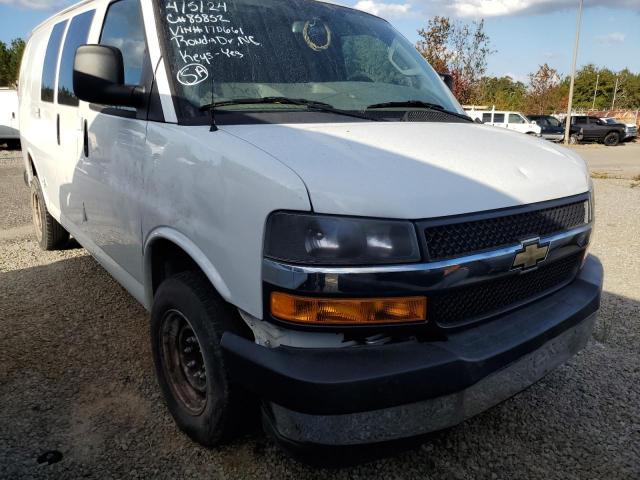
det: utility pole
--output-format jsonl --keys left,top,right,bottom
{"left": 592, "top": 72, "right": 599, "bottom": 110}
{"left": 564, "top": 0, "right": 583, "bottom": 145}
{"left": 611, "top": 76, "right": 619, "bottom": 110}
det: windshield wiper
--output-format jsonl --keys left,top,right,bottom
{"left": 200, "top": 96, "right": 381, "bottom": 126}
{"left": 365, "top": 100, "right": 473, "bottom": 122}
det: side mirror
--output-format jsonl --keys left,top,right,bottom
{"left": 439, "top": 73, "right": 454, "bottom": 91}
{"left": 530, "top": 120, "right": 537, "bottom": 125}
{"left": 73, "top": 45, "right": 145, "bottom": 108}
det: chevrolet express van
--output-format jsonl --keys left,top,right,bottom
{"left": 19, "top": 0, "right": 602, "bottom": 453}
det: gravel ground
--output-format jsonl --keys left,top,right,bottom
{"left": 1, "top": 146, "right": 639, "bottom": 479}
{"left": 570, "top": 141, "right": 640, "bottom": 179}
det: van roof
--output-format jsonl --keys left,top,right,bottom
{"left": 29, "top": 0, "right": 95, "bottom": 37}
{"left": 28, "top": 0, "right": 386, "bottom": 38}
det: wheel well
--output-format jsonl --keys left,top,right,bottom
{"left": 149, "top": 239, "right": 200, "bottom": 296}
{"left": 28, "top": 154, "right": 37, "bottom": 178}
{"left": 147, "top": 238, "right": 254, "bottom": 340}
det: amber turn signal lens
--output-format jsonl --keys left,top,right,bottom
{"left": 270, "top": 292, "right": 427, "bottom": 325}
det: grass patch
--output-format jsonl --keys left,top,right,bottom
{"left": 591, "top": 171, "right": 611, "bottom": 179}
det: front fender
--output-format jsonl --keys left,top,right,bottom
{"left": 143, "top": 227, "right": 232, "bottom": 309}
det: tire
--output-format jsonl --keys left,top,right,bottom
{"left": 8, "top": 139, "right": 21, "bottom": 150}
{"left": 30, "top": 178, "right": 70, "bottom": 250}
{"left": 603, "top": 132, "right": 620, "bottom": 146}
{"left": 151, "top": 271, "right": 254, "bottom": 447}
{"left": 569, "top": 134, "right": 580, "bottom": 145}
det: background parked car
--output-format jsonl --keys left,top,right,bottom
{"left": 600, "top": 117, "right": 637, "bottom": 142}
{"left": 0, "top": 88, "right": 20, "bottom": 149}
{"left": 567, "top": 116, "right": 626, "bottom": 146}
{"left": 527, "top": 114, "right": 573, "bottom": 142}
{"left": 466, "top": 109, "right": 542, "bottom": 136}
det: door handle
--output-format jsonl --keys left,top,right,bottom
{"left": 56, "top": 114, "right": 60, "bottom": 146}
{"left": 83, "top": 120, "right": 89, "bottom": 158}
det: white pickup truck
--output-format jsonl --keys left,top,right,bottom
{"left": 18, "top": 0, "right": 602, "bottom": 458}
{"left": 467, "top": 108, "right": 543, "bottom": 136}
{"left": 0, "top": 88, "right": 20, "bottom": 148}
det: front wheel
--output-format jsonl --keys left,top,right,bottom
{"left": 151, "top": 271, "right": 253, "bottom": 447}
{"left": 603, "top": 132, "right": 620, "bottom": 146}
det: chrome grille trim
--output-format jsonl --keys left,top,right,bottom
{"left": 263, "top": 224, "right": 592, "bottom": 295}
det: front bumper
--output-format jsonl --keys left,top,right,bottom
{"left": 542, "top": 133, "right": 565, "bottom": 142}
{"left": 222, "top": 256, "right": 603, "bottom": 446}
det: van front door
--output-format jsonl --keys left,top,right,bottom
{"left": 507, "top": 113, "right": 527, "bottom": 133}
{"left": 74, "top": 0, "right": 150, "bottom": 284}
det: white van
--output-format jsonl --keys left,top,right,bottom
{"left": 467, "top": 108, "right": 542, "bottom": 136}
{"left": 0, "top": 88, "right": 20, "bottom": 148}
{"left": 19, "top": 0, "right": 602, "bottom": 455}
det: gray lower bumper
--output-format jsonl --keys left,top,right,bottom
{"left": 543, "top": 133, "right": 565, "bottom": 142}
{"left": 266, "top": 313, "right": 597, "bottom": 446}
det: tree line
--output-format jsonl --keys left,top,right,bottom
{"left": 417, "top": 16, "right": 640, "bottom": 113}
{"left": 0, "top": 39, "right": 25, "bottom": 87}
{"left": 2, "top": 21, "right": 639, "bottom": 114}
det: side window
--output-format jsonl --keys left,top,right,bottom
{"left": 509, "top": 114, "right": 525, "bottom": 124}
{"left": 493, "top": 113, "right": 505, "bottom": 123}
{"left": 573, "top": 116, "right": 587, "bottom": 125}
{"left": 100, "top": 0, "right": 147, "bottom": 86}
{"left": 482, "top": 113, "right": 492, "bottom": 123}
{"left": 41, "top": 21, "right": 67, "bottom": 103}
{"left": 58, "top": 10, "right": 96, "bottom": 107}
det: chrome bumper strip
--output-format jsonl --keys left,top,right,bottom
{"left": 263, "top": 224, "right": 591, "bottom": 295}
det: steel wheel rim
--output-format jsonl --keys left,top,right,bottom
{"left": 31, "top": 190, "right": 43, "bottom": 242}
{"left": 160, "top": 310, "right": 208, "bottom": 415}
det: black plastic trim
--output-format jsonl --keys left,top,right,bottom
{"left": 223, "top": 255, "right": 602, "bottom": 415}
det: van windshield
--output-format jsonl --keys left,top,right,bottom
{"left": 157, "top": 0, "right": 464, "bottom": 121}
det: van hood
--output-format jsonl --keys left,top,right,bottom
{"left": 222, "top": 122, "right": 590, "bottom": 219}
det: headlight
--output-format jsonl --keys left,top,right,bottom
{"left": 264, "top": 212, "right": 421, "bottom": 265}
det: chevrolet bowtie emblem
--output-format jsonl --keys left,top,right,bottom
{"left": 512, "top": 239, "right": 550, "bottom": 270}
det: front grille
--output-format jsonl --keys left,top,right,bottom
{"left": 424, "top": 200, "right": 587, "bottom": 260}
{"left": 430, "top": 252, "right": 583, "bottom": 327}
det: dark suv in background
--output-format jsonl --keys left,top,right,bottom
{"left": 568, "top": 116, "right": 627, "bottom": 146}
{"left": 527, "top": 115, "right": 568, "bottom": 142}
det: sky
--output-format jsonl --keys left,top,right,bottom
{"left": 0, "top": 0, "right": 639, "bottom": 82}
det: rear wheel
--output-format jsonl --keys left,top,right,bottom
{"left": 30, "top": 178, "right": 69, "bottom": 250}
{"left": 569, "top": 134, "right": 580, "bottom": 145}
{"left": 151, "top": 271, "right": 254, "bottom": 447}
{"left": 603, "top": 131, "right": 620, "bottom": 146}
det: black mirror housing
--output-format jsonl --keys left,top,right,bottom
{"left": 73, "top": 44, "right": 144, "bottom": 108}
{"left": 439, "top": 73, "right": 454, "bottom": 91}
